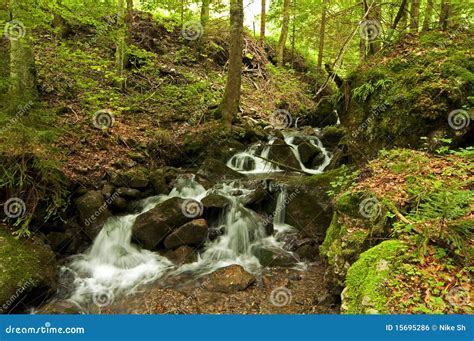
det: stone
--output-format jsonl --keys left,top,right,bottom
{"left": 320, "top": 126, "right": 346, "bottom": 150}
{"left": 116, "top": 187, "right": 141, "bottom": 200}
{"left": 74, "top": 191, "right": 111, "bottom": 239}
{"left": 297, "top": 142, "right": 323, "bottom": 166}
{"left": 204, "top": 265, "right": 256, "bottom": 293}
{"left": 164, "top": 219, "right": 208, "bottom": 249}
{"left": 110, "top": 196, "right": 128, "bottom": 211}
{"left": 0, "top": 227, "right": 57, "bottom": 313}
{"left": 197, "top": 158, "right": 246, "bottom": 185}
{"left": 37, "top": 300, "right": 83, "bottom": 314}
{"left": 129, "top": 173, "right": 149, "bottom": 189}
{"left": 267, "top": 140, "right": 301, "bottom": 171}
{"left": 149, "top": 170, "right": 169, "bottom": 195}
{"left": 201, "top": 193, "right": 230, "bottom": 208}
{"left": 132, "top": 197, "right": 195, "bottom": 250}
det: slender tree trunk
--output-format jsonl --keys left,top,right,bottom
{"left": 317, "top": 0, "right": 328, "bottom": 69}
{"left": 276, "top": 0, "right": 291, "bottom": 66}
{"left": 439, "top": 0, "right": 451, "bottom": 31}
{"left": 371, "top": 0, "right": 381, "bottom": 53}
{"left": 221, "top": 0, "right": 243, "bottom": 129}
{"left": 422, "top": 0, "right": 433, "bottom": 31}
{"left": 115, "top": 0, "right": 126, "bottom": 89}
{"left": 410, "top": 0, "right": 420, "bottom": 32}
{"left": 8, "top": 0, "right": 38, "bottom": 102}
{"left": 392, "top": 0, "right": 408, "bottom": 31}
{"left": 201, "top": 0, "right": 210, "bottom": 28}
{"left": 359, "top": 0, "right": 366, "bottom": 60}
{"left": 260, "top": 0, "right": 266, "bottom": 42}
{"left": 290, "top": 0, "right": 296, "bottom": 66}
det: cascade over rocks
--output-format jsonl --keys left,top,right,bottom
{"left": 267, "top": 139, "right": 301, "bottom": 171}
{"left": 75, "top": 190, "right": 111, "bottom": 239}
{"left": 196, "top": 158, "right": 246, "bottom": 187}
{"left": 132, "top": 197, "right": 196, "bottom": 250}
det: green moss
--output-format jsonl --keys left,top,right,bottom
{"left": 336, "top": 191, "right": 363, "bottom": 216}
{"left": 320, "top": 212, "right": 341, "bottom": 257}
{"left": 342, "top": 240, "right": 407, "bottom": 314}
{"left": 0, "top": 227, "right": 56, "bottom": 310}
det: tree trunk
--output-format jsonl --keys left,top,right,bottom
{"left": 392, "top": 0, "right": 408, "bottom": 31}
{"left": 439, "top": 0, "right": 451, "bottom": 31}
{"left": 8, "top": 1, "right": 38, "bottom": 102}
{"left": 410, "top": 0, "right": 420, "bottom": 33}
{"left": 422, "top": 0, "right": 433, "bottom": 31}
{"left": 359, "top": 0, "right": 366, "bottom": 60}
{"left": 201, "top": 0, "right": 210, "bottom": 28}
{"left": 371, "top": 0, "right": 381, "bottom": 54}
{"left": 317, "top": 0, "right": 328, "bottom": 69}
{"left": 221, "top": 0, "right": 244, "bottom": 129}
{"left": 276, "top": 0, "right": 291, "bottom": 66}
{"left": 260, "top": 0, "right": 266, "bottom": 42}
{"left": 115, "top": 0, "right": 126, "bottom": 89}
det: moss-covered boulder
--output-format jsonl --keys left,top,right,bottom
{"left": 74, "top": 190, "right": 111, "bottom": 239}
{"left": 341, "top": 240, "right": 407, "bottom": 314}
{"left": 0, "top": 226, "right": 57, "bottom": 313}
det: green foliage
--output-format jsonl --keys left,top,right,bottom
{"left": 352, "top": 78, "right": 393, "bottom": 103}
{"left": 327, "top": 166, "right": 359, "bottom": 197}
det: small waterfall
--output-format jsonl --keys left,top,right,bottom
{"left": 227, "top": 132, "right": 331, "bottom": 175}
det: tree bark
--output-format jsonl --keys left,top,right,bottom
{"left": 317, "top": 0, "right": 328, "bottom": 69}
{"left": 221, "top": 0, "right": 244, "bottom": 129}
{"left": 392, "top": 0, "right": 408, "bottom": 31}
{"left": 115, "top": 0, "right": 127, "bottom": 89}
{"left": 410, "top": 0, "right": 420, "bottom": 33}
{"left": 370, "top": 0, "right": 381, "bottom": 54}
{"left": 8, "top": 0, "right": 38, "bottom": 102}
{"left": 260, "top": 0, "right": 266, "bottom": 42}
{"left": 422, "top": 0, "right": 433, "bottom": 31}
{"left": 201, "top": 0, "right": 210, "bottom": 28}
{"left": 439, "top": 0, "right": 451, "bottom": 31}
{"left": 276, "top": 0, "right": 291, "bottom": 66}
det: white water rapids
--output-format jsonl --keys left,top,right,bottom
{"left": 54, "top": 131, "right": 330, "bottom": 310}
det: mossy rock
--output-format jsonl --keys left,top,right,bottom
{"left": 0, "top": 226, "right": 57, "bottom": 313}
{"left": 341, "top": 240, "right": 407, "bottom": 314}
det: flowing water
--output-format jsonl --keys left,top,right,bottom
{"left": 52, "top": 131, "right": 331, "bottom": 310}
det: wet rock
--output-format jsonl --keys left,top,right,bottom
{"left": 164, "top": 245, "right": 198, "bottom": 265}
{"left": 149, "top": 170, "right": 169, "bottom": 195}
{"left": 201, "top": 193, "right": 230, "bottom": 208}
{"left": 241, "top": 185, "right": 267, "bottom": 206}
{"left": 110, "top": 196, "right": 128, "bottom": 211}
{"left": 37, "top": 300, "right": 83, "bottom": 314}
{"left": 307, "top": 99, "right": 338, "bottom": 127}
{"left": 320, "top": 126, "right": 346, "bottom": 150}
{"left": 204, "top": 265, "right": 256, "bottom": 293}
{"left": 267, "top": 140, "right": 301, "bottom": 171}
{"left": 197, "top": 158, "right": 246, "bottom": 186}
{"left": 75, "top": 190, "right": 111, "bottom": 239}
{"left": 164, "top": 219, "right": 208, "bottom": 249}
{"left": 101, "top": 184, "right": 115, "bottom": 198}
{"left": 0, "top": 227, "right": 57, "bottom": 313}
{"left": 110, "top": 172, "right": 131, "bottom": 187}
{"left": 295, "top": 243, "right": 319, "bottom": 261}
{"left": 129, "top": 173, "right": 149, "bottom": 189}
{"left": 46, "top": 226, "right": 85, "bottom": 256}
{"left": 132, "top": 197, "right": 194, "bottom": 250}
{"left": 116, "top": 187, "right": 141, "bottom": 200}
{"left": 297, "top": 142, "right": 323, "bottom": 166}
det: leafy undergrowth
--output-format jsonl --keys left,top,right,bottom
{"left": 325, "top": 148, "right": 473, "bottom": 314}
{"left": 30, "top": 12, "right": 317, "bottom": 184}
